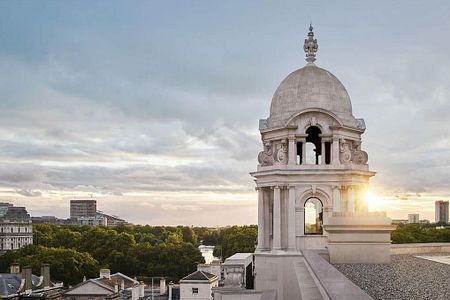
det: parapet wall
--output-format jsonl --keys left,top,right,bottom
{"left": 391, "top": 243, "right": 450, "bottom": 255}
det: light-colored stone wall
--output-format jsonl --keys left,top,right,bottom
{"left": 254, "top": 254, "right": 303, "bottom": 300}
{"left": 391, "top": 243, "right": 450, "bottom": 255}
{"left": 325, "top": 213, "right": 394, "bottom": 263}
{"left": 180, "top": 281, "right": 218, "bottom": 300}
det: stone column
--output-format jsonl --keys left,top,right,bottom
{"left": 301, "top": 139, "right": 306, "bottom": 165}
{"left": 288, "top": 186, "right": 296, "bottom": 251}
{"left": 297, "top": 207, "right": 305, "bottom": 236}
{"left": 256, "top": 187, "right": 265, "bottom": 252}
{"left": 288, "top": 137, "right": 296, "bottom": 165}
{"left": 332, "top": 185, "right": 341, "bottom": 212}
{"left": 321, "top": 140, "right": 326, "bottom": 165}
{"left": 331, "top": 137, "right": 340, "bottom": 165}
{"left": 264, "top": 190, "right": 270, "bottom": 249}
{"left": 273, "top": 186, "right": 282, "bottom": 251}
{"left": 348, "top": 186, "right": 355, "bottom": 213}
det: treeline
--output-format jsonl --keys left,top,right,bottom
{"left": 392, "top": 223, "right": 450, "bottom": 244}
{"left": 0, "top": 224, "right": 221, "bottom": 285}
{"left": 5, "top": 223, "right": 449, "bottom": 286}
{"left": 213, "top": 225, "right": 257, "bottom": 259}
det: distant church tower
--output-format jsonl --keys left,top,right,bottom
{"left": 251, "top": 25, "right": 393, "bottom": 299}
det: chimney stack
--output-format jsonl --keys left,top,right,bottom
{"left": 10, "top": 263, "right": 20, "bottom": 274}
{"left": 168, "top": 282, "right": 174, "bottom": 300}
{"left": 40, "top": 263, "right": 51, "bottom": 288}
{"left": 99, "top": 269, "right": 111, "bottom": 279}
{"left": 139, "top": 282, "right": 145, "bottom": 298}
{"left": 160, "top": 278, "right": 166, "bottom": 295}
{"left": 21, "top": 266, "right": 33, "bottom": 292}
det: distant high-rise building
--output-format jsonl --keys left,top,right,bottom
{"left": 408, "top": 213, "right": 419, "bottom": 224}
{"left": 70, "top": 199, "right": 97, "bottom": 219}
{"left": 435, "top": 201, "right": 449, "bottom": 224}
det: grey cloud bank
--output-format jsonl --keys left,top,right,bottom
{"left": 0, "top": 1, "right": 449, "bottom": 224}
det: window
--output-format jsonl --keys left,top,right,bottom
{"left": 304, "top": 198, "right": 323, "bottom": 235}
{"left": 192, "top": 287, "right": 199, "bottom": 294}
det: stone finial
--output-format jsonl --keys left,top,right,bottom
{"left": 303, "top": 24, "right": 318, "bottom": 63}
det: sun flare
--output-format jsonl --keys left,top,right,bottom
{"left": 366, "top": 191, "right": 384, "bottom": 212}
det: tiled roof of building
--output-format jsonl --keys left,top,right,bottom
{"left": 0, "top": 274, "right": 45, "bottom": 297}
{"left": 62, "top": 279, "right": 115, "bottom": 295}
{"left": 180, "top": 271, "right": 217, "bottom": 282}
{"left": 97, "top": 273, "right": 137, "bottom": 289}
{"left": 63, "top": 272, "right": 138, "bottom": 297}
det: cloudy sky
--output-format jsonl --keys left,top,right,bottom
{"left": 0, "top": 1, "right": 449, "bottom": 225}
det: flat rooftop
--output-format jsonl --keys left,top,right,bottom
{"left": 333, "top": 253, "right": 450, "bottom": 300}
{"left": 222, "top": 253, "right": 253, "bottom": 266}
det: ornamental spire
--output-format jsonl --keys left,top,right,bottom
{"left": 303, "top": 24, "right": 318, "bottom": 63}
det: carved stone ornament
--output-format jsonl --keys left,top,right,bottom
{"left": 308, "top": 116, "right": 317, "bottom": 127}
{"left": 352, "top": 141, "right": 368, "bottom": 164}
{"left": 339, "top": 139, "right": 352, "bottom": 163}
{"left": 303, "top": 24, "right": 318, "bottom": 63}
{"left": 258, "top": 141, "right": 274, "bottom": 166}
{"left": 275, "top": 140, "right": 288, "bottom": 164}
{"left": 223, "top": 266, "right": 244, "bottom": 288}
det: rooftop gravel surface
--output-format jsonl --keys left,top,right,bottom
{"left": 333, "top": 253, "right": 450, "bottom": 300}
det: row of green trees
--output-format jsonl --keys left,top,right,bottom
{"left": 4, "top": 222, "right": 450, "bottom": 286}
{"left": 391, "top": 223, "right": 450, "bottom": 243}
{"left": 1, "top": 224, "right": 221, "bottom": 285}
{"left": 213, "top": 225, "right": 257, "bottom": 259}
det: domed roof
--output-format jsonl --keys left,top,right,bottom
{"left": 268, "top": 64, "right": 355, "bottom": 128}
{"left": 267, "top": 25, "right": 356, "bottom": 129}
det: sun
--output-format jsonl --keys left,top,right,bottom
{"left": 366, "top": 190, "right": 384, "bottom": 212}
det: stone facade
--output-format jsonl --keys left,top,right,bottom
{"left": 0, "top": 203, "right": 33, "bottom": 252}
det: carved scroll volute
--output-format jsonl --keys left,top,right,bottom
{"left": 275, "top": 139, "right": 288, "bottom": 164}
{"left": 352, "top": 141, "right": 368, "bottom": 165}
{"left": 258, "top": 141, "right": 274, "bottom": 166}
{"left": 339, "top": 139, "right": 352, "bottom": 164}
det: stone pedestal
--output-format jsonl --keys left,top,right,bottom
{"left": 324, "top": 212, "right": 395, "bottom": 264}
{"left": 254, "top": 253, "right": 304, "bottom": 300}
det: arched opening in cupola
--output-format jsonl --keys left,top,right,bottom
{"left": 306, "top": 126, "right": 321, "bottom": 165}
{"left": 304, "top": 197, "right": 323, "bottom": 235}
{"left": 296, "top": 125, "right": 331, "bottom": 165}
